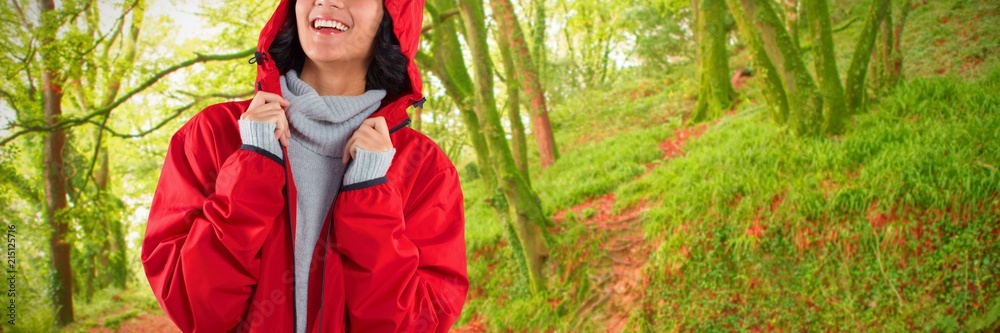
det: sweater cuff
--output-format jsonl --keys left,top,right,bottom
{"left": 343, "top": 147, "right": 395, "bottom": 187}
{"left": 238, "top": 119, "right": 283, "bottom": 161}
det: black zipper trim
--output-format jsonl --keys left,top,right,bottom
{"left": 412, "top": 97, "right": 426, "bottom": 109}
{"left": 316, "top": 204, "right": 333, "bottom": 330}
{"left": 283, "top": 149, "right": 296, "bottom": 332}
{"left": 240, "top": 145, "right": 283, "bottom": 166}
{"left": 389, "top": 118, "right": 411, "bottom": 134}
{"left": 340, "top": 177, "right": 388, "bottom": 191}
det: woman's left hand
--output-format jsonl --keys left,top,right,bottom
{"left": 343, "top": 116, "right": 393, "bottom": 164}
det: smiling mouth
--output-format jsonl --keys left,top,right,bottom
{"left": 312, "top": 19, "right": 349, "bottom": 32}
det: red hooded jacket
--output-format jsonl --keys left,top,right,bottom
{"left": 141, "top": 1, "right": 468, "bottom": 332}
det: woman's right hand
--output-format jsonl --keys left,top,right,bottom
{"left": 241, "top": 91, "right": 291, "bottom": 147}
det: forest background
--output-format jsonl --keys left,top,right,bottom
{"left": 0, "top": 0, "right": 998, "bottom": 331}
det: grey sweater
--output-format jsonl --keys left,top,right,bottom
{"left": 237, "top": 70, "right": 394, "bottom": 333}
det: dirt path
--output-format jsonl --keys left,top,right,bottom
{"left": 83, "top": 308, "right": 178, "bottom": 333}
{"left": 547, "top": 123, "right": 709, "bottom": 332}
{"left": 552, "top": 193, "right": 651, "bottom": 332}
{"left": 114, "top": 314, "right": 179, "bottom": 333}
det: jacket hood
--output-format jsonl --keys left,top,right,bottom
{"left": 253, "top": 0, "right": 425, "bottom": 131}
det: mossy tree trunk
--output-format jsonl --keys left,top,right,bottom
{"left": 490, "top": 0, "right": 559, "bottom": 169}
{"left": 692, "top": 0, "right": 736, "bottom": 123}
{"left": 727, "top": 0, "right": 790, "bottom": 124}
{"left": 804, "top": 0, "right": 848, "bottom": 134}
{"left": 845, "top": 0, "right": 890, "bottom": 113}
{"left": 419, "top": 0, "right": 497, "bottom": 195}
{"left": 421, "top": 0, "right": 540, "bottom": 277}
{"left": 420, "top": 1, "right": 542, "bottom": 289}
{"left": 729, "top": 0, "right": 901, "bottom": 134}
{"left": 498, "top": 36, "right": 530, "bottom": 177}
{"left": 784, "top": 0, "right": 800, "bottom": 50}
{"left": 889, "top": 0, "right": 913, "bottom": 88}
{"left": 458, "top": 0, "right": 551, "bottom": 293}
{"left": 873, "top": 0, "right": 912, "bottom": 92}
{"left": 729, "top": 0, "right": 822, "bottom": 135}
{"left": 530, "top": 0, "right": 546, "bottom": 80}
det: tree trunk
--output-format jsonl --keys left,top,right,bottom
{"left": 845, "top": 0, "right": 890, "bottom": 113}
{"left": 420, "top": 0, "right": 497, "bottom": 194}
{"left": 804, "top": 0, "right": 848, "bottom": 134}
{"left": 889, "top": 0, "right": 912, "bottom": 87}
{"left": 95, "top": 0, "right": 143, "bottom": 292}
{"left": 692, "top": 0, "right": 735, "bottom": 123}
{"left": 40, "top": 0, "right": 74, "bottom": 323}
{"left": 421, "top": 0, "right": 540, "bottom": 285}
{"left": 412, "top": 105, "right": 422, "bottom": 130}
{"left": 732, "top": 0, "right": 822, "bottom": 135}
{"left": 726, "top": 0, "right": 790, "bottom": 124}
{"left": 490, "top": 0, "right": 559, "bottom": 169}
{"left": 499, "top": 39, "right": 530, "bottom": 177}
{"left": 85, "top": 137, "right": 110, "bottom": 300}
{"left": 91, "top": 142, "right": 128, "bottom": 290}
{"left": 871, "top": 2, "right": 892, "bottom": 93}
{"left": 531, "top": 0, "right": 546, "bottom": 75}
{"left": 785, "top": 0, "right": 800, "bottom": 50}
{"left": 458, "top": 0, "right": 550, "bottom": 293}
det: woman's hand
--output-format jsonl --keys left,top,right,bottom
{"left": 343, "top": 116, "right": 393, "bottom": 164}
{"left": 241, "top": 91, "right": 291, "bottom": 147}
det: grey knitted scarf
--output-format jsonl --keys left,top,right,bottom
{"left": 280, "top": 69, "right": 386, "bottom": 333}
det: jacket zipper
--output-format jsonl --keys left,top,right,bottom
{"left": 317, "top": 192, "right": 341, "bottom": 331}
{"left": 283, "top": 148, "right": 297, "bottom": 332}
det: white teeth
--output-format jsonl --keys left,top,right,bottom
{"left": 313, "top": 19, "right": 348, "bottom": 31}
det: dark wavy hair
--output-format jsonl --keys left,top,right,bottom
{"left": 268, "top": 5, "right": 411, "bottom": 98}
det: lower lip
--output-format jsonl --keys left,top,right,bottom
{"left": 311, "top": 26, "right": 346, "bottom": 35}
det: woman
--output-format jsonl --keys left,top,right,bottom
{"left": 141, "top": 0, "right": 468, "bottom": 332}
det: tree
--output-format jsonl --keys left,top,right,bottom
{"left": 1, "top": 0, "right": 255, "bottom": 324}
{"left": 418, "top": 0, "right": 536, "bottom": 290}
{"left": 784, "top": 0, "right": 801, "bottom": 50}
{"left": 845, "top": 0, "right": 891, "bottom": 113}
{"left": 691, "top": 0, "right": 736, "bottom": 122}
{"left": 529, "top": 0, "right": 546, "bottom": 76}
{"left": 725, "top": 0, "right": 894, "bottom": 135}
{"left": 871, "top": 0, "right": 913, "bottom": 93}
{"left": 418, "top": 0, "right": 497, "bottom": 195}
{"left": 457, "top": 0, "right": 552, "bottom": 293}
{"left": 629, "top": 0, "right": 696, "bottom": 73}
{"left": 498, "top": 41, "right": 530, "bottom": 176}
{"left": 490, "top": 0, "right": 559, "bottom": 169}
{"left": 74, "top": 0, "right": 146, "bottom": 298}
{"left": 804, "top": 0, "right": 848, "bottom": 134}
{"left": 38, "top": 0, "right": 74, "bottom": 323}
{"left": 728, "top": 0, "right": 823, "bottom": 135}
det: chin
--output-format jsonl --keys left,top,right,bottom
{"left": 308, "top": 55, "right": 367, "bottom": 68}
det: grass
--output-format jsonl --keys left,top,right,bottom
{"left": 3, "top": 283, "right": 161, "bottom": 333}
{"left": 616, "top": 68, "right": 1000, "bottom": 331}
{"left": 455, "top": 60, "right": 697, "bottom": 332}
{"left": 67, "top": 286, "right": 161, "bottom": 332}
{"left": 535, "top": 124, "right": 676, "bottom": 216}
{"left": 900, "top": 0, "right": 999, "bottom": 79}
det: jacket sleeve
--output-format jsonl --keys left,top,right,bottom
{"left": 141, "top": 121, "right": 286, "bottom": 333}
{"left": 334, "top": 166, "right": 469, "bottom": 333}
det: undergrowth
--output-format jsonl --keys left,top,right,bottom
{"left": 448, "top": 1, "right": 1000, "bottom": 331}
{"left": 618, "top": 67, "right": 1000, "bottom": 331}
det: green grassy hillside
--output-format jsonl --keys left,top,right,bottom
{"left": 455, "top": 0, "right": 1000, "bottom": 331}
